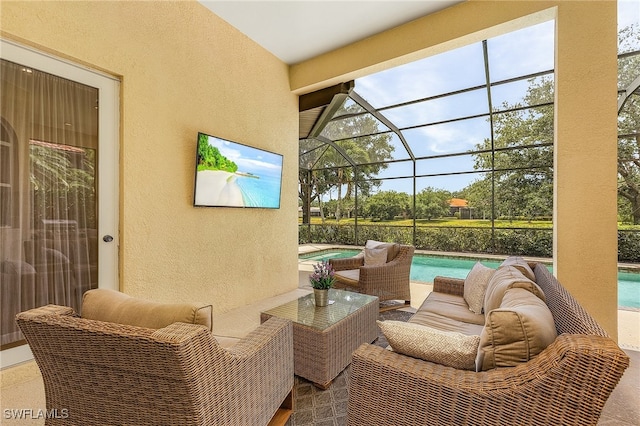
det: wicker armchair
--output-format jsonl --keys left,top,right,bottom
{"left": 329, "top": 243, "right": 414, "bottom": 309}
{"left": 16, "top": 304, "right": 294, "bottom": 426}
{"left": 347, "top": 263, "right": 630, "bottom": 426}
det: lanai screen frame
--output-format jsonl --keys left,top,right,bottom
{"left": 300, "top": 23, "right": 640, "bottom": 261}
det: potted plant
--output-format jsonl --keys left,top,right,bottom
{"left": 309, "top": 261, "right": 335, "bottom": 306}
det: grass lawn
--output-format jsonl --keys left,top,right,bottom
{"left": 300, "top": 217, "right": 640, "bottom": 230}
{"left": 299, "top": 217, "right": 554, "bottom": 228}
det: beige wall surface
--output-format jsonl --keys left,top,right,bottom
{"left": 291, "top": 0, "right": 619, "bottom": 337}
{"left": 1, "top": 0, "right": 620, "bottom": 339}
{"left": 1, "top": 1, "right": 299, "bottom": 311}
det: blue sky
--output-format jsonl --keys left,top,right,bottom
{"left": 350, "top": 20, "right": 554, "bottom": 195}
{"left": 207, "top": 135, "right": 283, "bottom": 177}
{"left": 321, "top": 4, "right": 640, "bottom": 199}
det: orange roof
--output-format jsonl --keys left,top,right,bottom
{"left": 449, "top": 198, "right": 468, "bottom": 208}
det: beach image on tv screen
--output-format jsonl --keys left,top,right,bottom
{"left": 194, "top": 133, "right": 283, "bottom": 208}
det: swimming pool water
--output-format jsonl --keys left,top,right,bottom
{"left": 300, "top": 249, "right": 640, "bottom": 309}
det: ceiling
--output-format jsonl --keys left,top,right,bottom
{"left": 199, "top": 1, "right": 464, "bottom": 65}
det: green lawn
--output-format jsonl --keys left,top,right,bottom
{"left": 300, "top": 217, "right": 553, "bottom": 228}
{"left": 299, "top": 216, "right": 640, "bottom": 230}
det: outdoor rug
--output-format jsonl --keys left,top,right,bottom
{"left": 285, "top": 309, "right": 414, "bottom": 426}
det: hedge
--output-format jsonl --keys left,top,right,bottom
{"left": 299, "top": 224, "right": 640, "bottom": 262}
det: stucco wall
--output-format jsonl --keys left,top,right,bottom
{"left": 290, "top": 0, "right": 619, "bottom": 338}
{"left": 1, "top": 0, "right": 299, "bottom": 311}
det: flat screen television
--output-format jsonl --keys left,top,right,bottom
{"left": 193, "top": 132, "right": 283, "bottom": 209}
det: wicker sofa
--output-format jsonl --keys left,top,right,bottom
{"left": 348, "top": 261, "right": 630, "bottom": 426}
{"left": 16, "top": 289, "right": 294, "bottom": 426}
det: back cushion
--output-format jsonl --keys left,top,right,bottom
{"left": 365, "top": 240, "right": 400, "bottom": 262}
{"left": 499, "top": 256, "right": 536, "bottom": 281}
{"left": 364, "top": 246, "right": 388, "bottom": 266}
{"left": 484, "top": 265, "right": 546, "bottom": 314}
{"left": 476, "top": 288, "right": 558, "bottom": 371}
{"left": 82, "top": 289, "right": 213, "bottom": 331}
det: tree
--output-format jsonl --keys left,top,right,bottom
{"left": 197, "top": 133, "right": 238, "bottom": 173}
{"left": 617, "top": 25, "right": 640, "bottom": 224}
{"left": 30, "top": 143, "right": 96, "bottom": 228}
{"left": 415, "top": 187, "right": 450, "bottom": 220}
{"left": 364, "top": 190, "right": 410, "bottom": 220}
{"left": 470, "top": 75, "right": 554, "bottom": 220}
{"left": 299, "top": 102, "right": 395, "bottom": 223}
{"left": 460, "top": 179, "right": 491, "bottom": 220}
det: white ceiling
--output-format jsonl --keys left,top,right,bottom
{"left": 199, "top": 1, "right": 464, "bottom": 64}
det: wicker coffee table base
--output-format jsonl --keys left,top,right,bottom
{"left": 261, "top": 291, "right": 379, "bottom": 389}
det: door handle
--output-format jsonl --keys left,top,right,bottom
{"left": 103, "top": 235, "right": 114, "bottom": 243}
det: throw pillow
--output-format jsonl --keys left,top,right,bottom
{"left": 364, "top": 246, "right": 388, "bottom": 266}
{"left": 365, "top": 240, "right": 400, "bottom": 262}
{"left": 476, "top": 288, "right": 558, "bottom": 371}
{"left": 499, "top": 256, "right": 536, "bottom": 281}
{"left": 377, "top": 320, "right": 480, "bottom": 370}
{"left": 463, "top": 262, "right": 495, "bottom": 315}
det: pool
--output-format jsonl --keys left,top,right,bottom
{"left": 300, "top": 249, "right": 640, "bottom": 309}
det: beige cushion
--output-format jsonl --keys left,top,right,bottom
{"left": 463, "top": 262, "right": 495, "bottom": 314}
{"left": 334, "top": 269, "right": 360, "bottom": 286}
{"left": 415, "top": 292, "right": 485, "bottom": 326}
{"left": 82, "top": 289, "right": 213, "bottom": 332}
{"left": 409, "top": 310, "right": 485, "bottom": 336}
{"left": 500, "top": 256, "right": 536, "bottom": 281}
{"left": 378, "top": 320, "right": 480, "bottom": 370}
{"left": 476, "top": 288, "right": 558, "bottom": 371}
{"left": 364, "top": 246, "right": 387, "bottom": 266}
{"left": 484, "top": 266, "right": 546, "bottom": 314}
{"left": 365, "top": 240, "right": 400, "bottom": 263}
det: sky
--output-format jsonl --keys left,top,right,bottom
{"left": 318, "top": 2, "right": 640, "bottom": 199}
{"left": 206, "top": 135, "right": 283, "bottom": 177}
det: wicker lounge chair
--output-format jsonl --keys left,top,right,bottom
{"left": 347, "top": 263, "right": 630, "bottom": 426}
{"left": 329, "top": 242, "right": 414, "bottom": 310}
{"left": 17, "top": 302, "right": 294, "bottom": 425}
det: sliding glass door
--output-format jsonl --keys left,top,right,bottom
{"left": 0, "top": 40, "right": 119, "bottom": 366}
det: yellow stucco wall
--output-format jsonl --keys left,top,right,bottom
{"left": 0, "top": 1, "right": 299, "bottom": 311}
{"left": 290, "top": 1, "right": 619, "bottom": 338}
{"left": 1, "top": 0, "right": 619, "bottom": 339}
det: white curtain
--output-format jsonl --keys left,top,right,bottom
{"left": 1, "top": 59, "right": 98, "bottom": 347}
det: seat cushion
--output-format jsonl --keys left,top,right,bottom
{"left": 82, "top": 289, "right": 213, "bottom": 331}
{"left": 334, "top": 269, "right": 360, "bottom": 286}
{"left": 416, "top": 292, "right": 485, "bottom": 326}
{"left": 378, "top": 320, "right": 480, "bottom": 370}
{"left": 409, "top": 310, "right": 485, "bottom": 336}
{"left": 463, "top": 262, "right": 495, "bottom": 314}
{"left": 476, "top": 288, "right": 558, "bottom": 371}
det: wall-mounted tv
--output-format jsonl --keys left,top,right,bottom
{"left": 193, "top": 132, "right": 283, "bottom": 209}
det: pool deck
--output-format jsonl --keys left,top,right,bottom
{"left": 299, "top": 243, "right": 640, "bottom": 351}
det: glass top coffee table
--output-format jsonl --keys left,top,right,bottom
{"left": 261, "top": 289, "right": 379, "bottom": 389}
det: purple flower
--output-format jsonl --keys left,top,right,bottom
{"left": 309, "top": 260, "right": 336, "bottom": 289}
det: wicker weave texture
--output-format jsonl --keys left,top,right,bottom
{"left": 347, "top": 263, "right": 630, "bottom": 426}
{"left": 16, "top": 305, "right": 294, "bottom": 426}
{"left": 330, "top": 245, "right": 414, "bottom": 303}
{"left": 262, "top": 293, "right": 378, "bottom": 387}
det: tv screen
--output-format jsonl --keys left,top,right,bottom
{"left": 193, "top": 132, "right": 283, "bottom": 209}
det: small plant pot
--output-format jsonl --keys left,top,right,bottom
{"left": 314, "top": 289, "right": 329, "bottom": 307}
